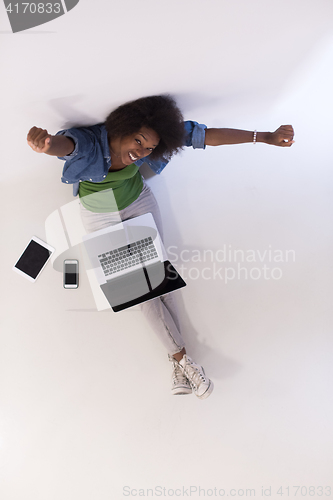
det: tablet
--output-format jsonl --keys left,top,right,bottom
{"left": 12, "top": 236, "right": 55, "bottom": 282}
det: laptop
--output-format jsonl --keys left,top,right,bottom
{"left": 82, "top": 213, "right": 186, "bottom": 312}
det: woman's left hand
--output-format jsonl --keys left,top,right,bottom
{"left": 269, "top": 125, "right": 295, "bottom": 147}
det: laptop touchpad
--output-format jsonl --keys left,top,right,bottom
{"left": 101, "top": 268, "right": 150, "bottom": 307}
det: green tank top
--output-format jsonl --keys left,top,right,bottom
{"left": 79, "top": 163, "right": 143, "bottom": 213}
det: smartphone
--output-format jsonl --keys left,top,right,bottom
{"left": 63, "top": 259, "right": 79, "bottom": 289}
{"left": 13, "top": 236, "right": 55, "bottom": 282}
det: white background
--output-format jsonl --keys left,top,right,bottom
{"left": 1, "top": 1, "right": 333, "bottom": 499}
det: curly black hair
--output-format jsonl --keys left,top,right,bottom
{"left": 104, "top": 95, "right": 185, "bottom": 161}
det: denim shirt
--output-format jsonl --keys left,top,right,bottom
{"left": 56, "top": 121, "right": 207, "bottom": 196}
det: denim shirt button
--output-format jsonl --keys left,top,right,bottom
{"left": 90, "top": 178, "right": 93, "bottom": 181}
{"left": 103, "top": 175, "right": 106, "bottom": 178}
{"left": 66, "top": 180, "right": 68, "bottom": 183}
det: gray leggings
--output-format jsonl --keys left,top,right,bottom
{"left": 80, "top": 180, "right": 186, "bottom": 356}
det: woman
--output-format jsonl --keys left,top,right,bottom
{"left": 27, "top": 94, "right": 294, "bottom": 399}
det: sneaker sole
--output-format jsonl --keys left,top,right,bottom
{"left": 171, "top": 387, "right": 192, "bottom": 395}
{"left": 196, "top": 379, "right": 214, "bottom": 400}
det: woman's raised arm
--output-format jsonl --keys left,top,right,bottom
{"left": 27, "top": 126, "right": 75, "bottom": 156}
{"left": 204, "top": 125, "right": 294, "bottom": 147}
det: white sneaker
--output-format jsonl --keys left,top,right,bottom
{"left": 179, "top": 355, "right": 214, "bottom": 399}
{"left": 169, "top": 355, "right": 192, "bottom": 395}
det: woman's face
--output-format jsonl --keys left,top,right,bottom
{"left": 115, "top": 127, "right": 160, "bottom": 166}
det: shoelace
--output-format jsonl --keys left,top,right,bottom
{"left": 171, "top": 362, "right": 189, "bottom": 386}
{"left": 183, "top": 360, "right": 207, "bottom": 389}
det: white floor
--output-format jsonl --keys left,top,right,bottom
{"left": 1, "top": 2, "right": 333, "bottom": 499}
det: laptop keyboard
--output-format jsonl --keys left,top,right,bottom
{"left": 98, "top": 236, "right": 159, "bottom": 277}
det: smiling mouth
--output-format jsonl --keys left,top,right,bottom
{"left": 128, "top": 152, "right": 138, "bottom": 161}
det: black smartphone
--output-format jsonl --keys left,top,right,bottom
{"left": 63, "top": 259, "right": 79, "bottom": 289}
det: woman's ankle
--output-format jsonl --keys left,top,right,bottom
{"left": 173, "top": 348, "right": 186, "bottom": 363}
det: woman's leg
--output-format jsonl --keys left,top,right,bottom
{"left": 80, "top": 179, "right": 186, "bottom": 357}
{"left": 80, "top": 180, "right": 213, "bottom": 398}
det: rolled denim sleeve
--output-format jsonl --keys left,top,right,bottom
{"left": 55, "top": 127, "right": 94, "bottom": 160}
{"left": 183, "top": 120, "right": 207, "bottom": 149}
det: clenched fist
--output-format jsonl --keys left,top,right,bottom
{"left": 27, "top": 127, "right": 53, "bottom": 153}
{"left": 269, "top": 125, "right": 295, "bottom": 147}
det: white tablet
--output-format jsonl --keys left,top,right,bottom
{"left": 12, "top": 236, "right": 55, "bottom": 282}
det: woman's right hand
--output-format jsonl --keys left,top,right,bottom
{"left": 27, "top": 127, "right": 53, "bottom": 153}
